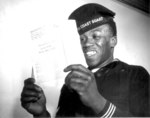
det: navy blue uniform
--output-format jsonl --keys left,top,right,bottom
{"left": 56, "top": 61, "right": 150, "bottom": 117}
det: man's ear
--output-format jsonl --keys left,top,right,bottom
{"left": 110, "top": 36, "right": 117, "bottom": 48}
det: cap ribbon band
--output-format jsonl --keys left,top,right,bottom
{"left": 77, "top": 16, "right": 112, "bottom": 35}
{"left": 77, "top": 16, "right": 104, "bottom": 31}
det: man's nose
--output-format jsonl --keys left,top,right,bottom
{"left": 84, "top": 37, "right": 94, "bottom": 47}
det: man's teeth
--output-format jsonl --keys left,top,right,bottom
{"left": 86, "top": 51, "right": 96, "bottom": 56}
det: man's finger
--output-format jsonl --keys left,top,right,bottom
{"left": 70, "top": 78, "right": 88, "bottom": 84}
{"left": 24, "top": 78, "right": 35, "bottom": 85}
{"left": 65, "top": 70, "right": 89, "bottom": 85}
{"left": 24, "top": 84, "right": 42, "bottom": 92}
{"left": 21, "top": 96, "right": 38, "bottom": 103}
{"left": 21, "top": 89, "right": 40, "bottom": 98}
{"left": 70, "top": 81, "right": 85, "bottom": 92}
{"left": 65, "top": 71, "right": 73, "bottom": 87}
{"left": 64, "top": 64, "right": 89, "bottom": 73}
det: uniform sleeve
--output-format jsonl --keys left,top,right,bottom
{"left": 56, "top": 66, "right": 149, "bottom": 117}
{"left": 96, "top": 101, "right": 133, "bottom": 117}
{"left": 56, "top": 84, "right": 81, "bottom": 117}
{"left": 97, "top": 66, "right": 150, "bottom": 117}
{"left": 57, "top": 86, "right": 132, "bottom": 117}
{"left": 56, "top": 84, "right": 75, "bottom": 117}
{"left": 56, "top": 84, "right": 106, "bottom": 117}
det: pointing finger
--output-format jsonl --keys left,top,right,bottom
{"left": 64, "top": 64, "right": 88, "bottom": 73}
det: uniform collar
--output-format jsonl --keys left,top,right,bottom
{"left": 90, "top": 58, "right": 119, "bottom": 73}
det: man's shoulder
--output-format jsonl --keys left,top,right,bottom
{"left": 116, "top": 60, "right": 149, "bottom": 78}
{"left": 115, "top": 60, "right": 147, "bottom": 71}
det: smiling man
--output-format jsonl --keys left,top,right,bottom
{"left": 80, "top": 24, "right": 115, "bottom": 69}
{"left": 21, "top": 3, "right": 150, "bottom": 117}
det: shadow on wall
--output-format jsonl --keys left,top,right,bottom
{"left": 12, "top": 98, "right": 32, "bottom": 118}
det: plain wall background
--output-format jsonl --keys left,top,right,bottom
{"left": 0, "top": 0, "right": 149, "bottom": 118}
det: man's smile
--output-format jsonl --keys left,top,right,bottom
{"left": 84, "top": 50, "right": 97, "bottom": 57}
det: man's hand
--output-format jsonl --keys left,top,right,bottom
{"left": 64, "top": 64, "right": 106, "bottom": 114}
{"left": 20, "top": 78, "right": 50, "bottom": 117}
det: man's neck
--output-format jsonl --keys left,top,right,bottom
{"left": 98, "top": 56, "right": 114, "bottom": 69}
{"left": 90, "top": 56, "right": 115, "bottom": 72}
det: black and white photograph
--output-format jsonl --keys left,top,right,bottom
{"left": 0, "top": 0, "right": 149, "bottom": 117}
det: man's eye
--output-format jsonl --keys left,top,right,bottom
{"left": 80, "top": 37, "right": 85, "bottom": 42}
{"left": 92, "top": 34, "right": 100, "bottom": 40}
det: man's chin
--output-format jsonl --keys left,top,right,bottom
{"left": 86, "top": 61, "right": 99, "bottom": 70}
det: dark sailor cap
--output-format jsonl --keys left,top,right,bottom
{"left": 68, "top": 3, "right": 116, "bottom": 35}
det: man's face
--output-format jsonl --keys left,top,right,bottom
{"left": 80, "top": 24, "right": 114, "bottom": 68}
